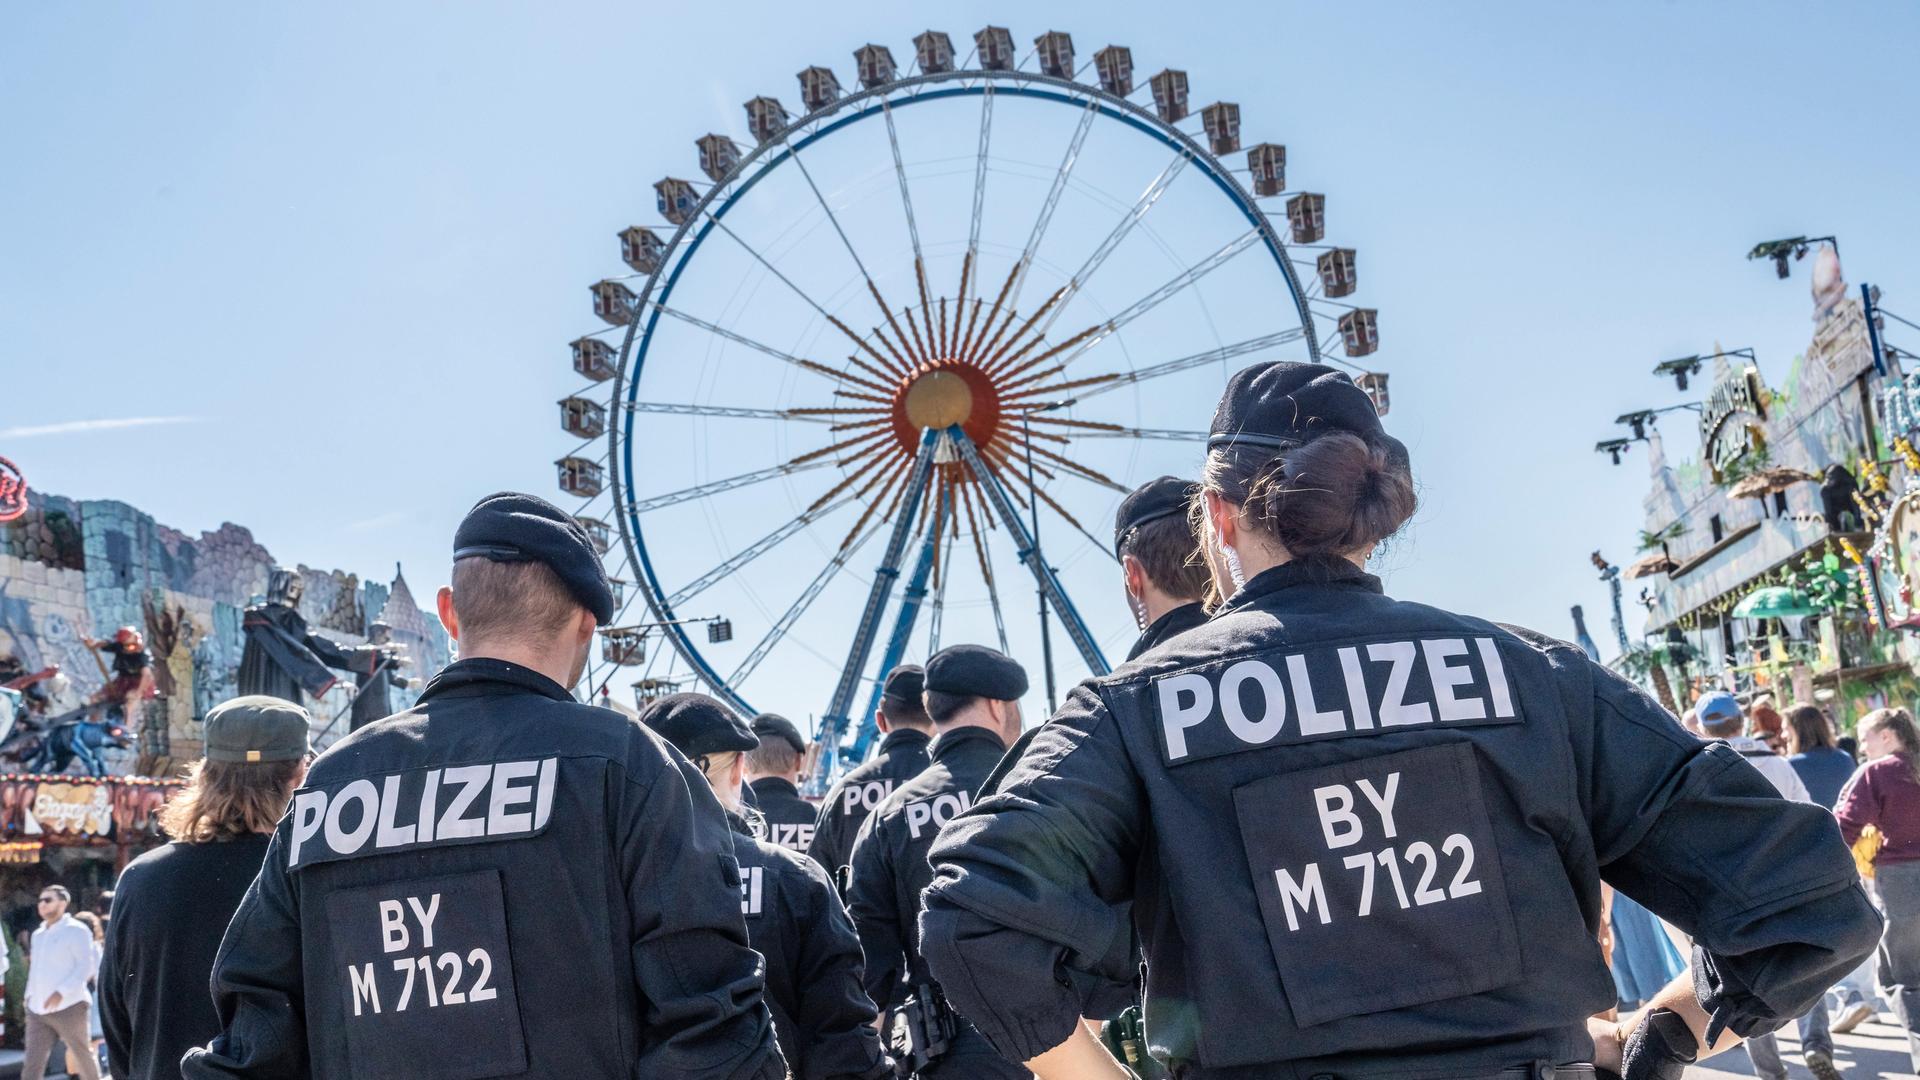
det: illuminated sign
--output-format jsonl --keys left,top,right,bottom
{"left": 0, "top": 456, "right": 24, "bottom": 523}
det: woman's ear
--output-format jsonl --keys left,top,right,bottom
{"left": 1205, "top": 490, "right": 1239, "bottom": 552}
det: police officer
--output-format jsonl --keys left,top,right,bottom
{"left": 920, "top": 363, "right": 1883, "bottom": 1080}
{"left": 643, "top": 693, "right": 894, "bottom": 1080}
{"left": 848, "top": 645, "right": 1032, "bottom": 1079}
{"left": 183, "top": 492, "right": 783, "bottom": 1079}
{"left": 980, "top": 475, "right": 1212, "bottom": 797}
{"left": 747, "top": 712, "right": 818, "bottom": 853}
{"left": 809, "top": 664, "right": 934, "bottom": 889}
{"left": 1114, "top": 476, "right": 1212, "bottom": 662}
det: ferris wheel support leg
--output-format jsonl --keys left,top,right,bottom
{"left": 848, "top": 488, "right": 952, "bottom": 764}
{"left": 948, "top": 427, "right": 1111, "bottom": 679}
{"left": 810, "top": 429, "right": 941, "bottom": 792}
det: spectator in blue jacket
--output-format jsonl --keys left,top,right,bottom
{"left": 1787, "top": 703, "right": 1859, "bottom": 809}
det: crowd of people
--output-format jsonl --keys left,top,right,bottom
{"left": 6, "top": 361, "right": 1912, "bottom": 1080}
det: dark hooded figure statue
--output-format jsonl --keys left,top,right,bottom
{"left": 347, "top": 620, "right": 415, "bottom": 732}
{"left": 238, "top": 568, "right": 377, "bottom": 706}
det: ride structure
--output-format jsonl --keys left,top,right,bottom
{"left": 551, "top": 25, "right": 1385, "bottom": 787}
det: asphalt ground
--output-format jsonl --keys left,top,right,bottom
{"left": 1691, "top": 1014, "right": 1916, "bottom": 1080}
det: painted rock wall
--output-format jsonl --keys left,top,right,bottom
{"left": 0, "top": 490, "right": 451, "bottom": 775}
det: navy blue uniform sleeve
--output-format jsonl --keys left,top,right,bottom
{"left": 920, "top": 684, "right": 1143, "bottom": 1062}
{"left": 846, "top": 809, "right": 906, "bottom": 1011}
{"left": 808, "top": 786, "right": 853, "bottom": 887}
{"left": 180, "top": 827, "right": 308, "bottom": 1080}
{"left": 97, "top": 888, "right": 133, "bottom": 1080}
{"left": 785, "top": 856, "right": 893, "bottom": 1080}
{"left": 1583, "top": 664, "right": 1883, "bottom": 1039}
{"left": 622, "top": 752, "right": 787, "bottom": 1079}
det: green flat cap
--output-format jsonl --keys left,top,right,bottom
{"left": 204, "top": 695, "right": 313, "bottom": 763}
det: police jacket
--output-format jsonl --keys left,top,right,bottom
{"left": 730, "top": 814, "right": 894, "bottom": 1080}
{"left": 750, "top": 776, "right": 819, "bottom": 854}
{"left": 847, "top": 725, "right": 1006, "bottom": 1010}
{"left": 981, "top": 601, "right": 1212, "bottom": 799}
{"left": 1126, "top": 601, "right": 1210, "bottom": 663}
{"left": 809, "top": 727, "right": 932, "bottom": 887}
{"left": 921, "top": 560, "right": 1883, "bottom": 1079}
{"left": 181, "top": 658, "right": 784, "bottom": 1080}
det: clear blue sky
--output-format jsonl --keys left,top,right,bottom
{"left": 5, "top": 2, "right": 1918, "bottom": 714}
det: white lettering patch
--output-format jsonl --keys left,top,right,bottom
{"left": 291, "top": 759, "right": 558, "bottom": 869}
{"left": 1152, "top": 637, "right": 1522, "bottom": 765}
{"left": 902, "top": 790, "right": 972, "bottom": 840}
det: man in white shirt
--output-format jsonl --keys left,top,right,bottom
{"left": 1695, "top": 691, "right": 1839, "bottom": 1080}
{"left": 23, "top": 884, "right": 101, "bottom": 1080}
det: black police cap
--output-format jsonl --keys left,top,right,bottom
{"left": 751, "top": 712, "right": 807, "bottom": 754}
{"left": 1113, "top": 476, "right": 1199, "bottom": 555}
{"left": 639, "top": 692, "right": 759, "bottom": 759}
{"left": 924, "top": 644, "right": 1028, "bottom": 702}
{"left": 452, "top": 492, "right": 615, "bottom": 625}
{"left": 880, "top": 664, "right": 925, "bottom": 708}
{"left": 1208, "top": 361, "right": 1407, "bottom": 468}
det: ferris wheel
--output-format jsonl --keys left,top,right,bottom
{"left": 552, "top": 26, "right": 1385, "bottom": 780}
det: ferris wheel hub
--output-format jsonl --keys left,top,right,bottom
{"left": 903, "top": 369, "right": 975, "bottom": 428}
{"left": 889, "top": 356, "right": 1003, "bottom": 458}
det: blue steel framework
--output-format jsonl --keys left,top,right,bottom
{"left": 600, "top": 63, "right": 1337, "bottom": 781}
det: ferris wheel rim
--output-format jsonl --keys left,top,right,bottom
{"left": 609, "top": 65, "right": 1318, "bottom": 718}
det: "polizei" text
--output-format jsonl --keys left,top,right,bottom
{"left": 1153, "top": 637, "right": 1520, "bottom": 764}
{"left": 290, "top": 758, "right": 559, "bottom": 868}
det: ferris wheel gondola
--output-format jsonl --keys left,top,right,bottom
{"left": 550, "top": 25, "right": 1387, "bottom": 786}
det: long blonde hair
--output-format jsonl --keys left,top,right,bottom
{"left": 157, "top": 758, "right": 302, "bottom": 842}
{"left": 695, "top": 750, "right": 744, "bottom": 812}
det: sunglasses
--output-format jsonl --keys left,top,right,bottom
{"left": 36, "top": 897, "right": 58, "bottom": 904}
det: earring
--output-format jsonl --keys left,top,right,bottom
{"left": 1221, "top": 542, "right": 1247, "bottom": 593}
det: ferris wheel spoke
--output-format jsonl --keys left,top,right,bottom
{"left": 729, "top": 521, "right": 882, "bottom": 686}
{"left": 977, "top": 288, "right": 1067, "bottom": 372}
{"left": 1031, "top": 151, "right": 1193, "bottom": 344}
{"left": 990, "top": 323, "right": 1105, "bottom": 383}
{"left": 625, "top": 401, "right": 834, "bottom": 424}
{"left": 1027, "top": 417, "right": 1208, "bottom": 441}
{"left": 1070, "top": 328, "right": 1309, "bottom": 401}
{"left": 990, "top": 431, "right": 1126, "bottom": 494}
{"left": 1009, "top": 99, "right": 1100, "bottom": 308}
{"left": 839, "top": 466, "right": 911, "bottom": 551}
{"left": 966, "top": 88, "right": 994, "bottom": 279}
{"left": 628, "top": 458, "right": 833, "bottom": 515}
{"left": 787, "top": 143, "right": 928, "bottom": 366}
{"left": 703, "top": 214, "right": 914, "bottom": 382}
{"left": 881, "top": 100, "right": 941, "bottom": 356}
{"left": 955, "top": 487, "right": 1012, "bottom": 654}
{"left": 868, "top": 282, "right": 930, "bottom": 367}
{"left": 1022, "top": 228, "right": 1264, "bottom": 377}
{"left": 1003, "top": 370, "right": 1129, "bottom": 402}
{"left": 902, "top": 294, "right": 935, "bottom": 363}
{"left": 926, "top": 516, "right": 958, "bottom": 653}
{"left": 666, "top": 494, "right": 857, "bottom": 608}
{"left": 791, "top": 426, "right": 897, "bottom": 466}
{"left": 805, "top": 451, "right": 893, "bottom": 513}
{"left": 651, "top": 302, "right": 895, "bottom": 394}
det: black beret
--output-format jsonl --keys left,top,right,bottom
{"left": 1208, "top": 362, "right": 1407, "bottom": 468}
{"left": 1114, "top": 476, "right": 1199, "bottom": 555}
{"left": 453, "top": 491, "right": 615, "bottom": 625}
{"left": 880, "top": 664, "right": 925, "bottom": 708}
{"left": 639, "top": 693, "right": 758, "bottom": 758}
{"left": 751, "top": 712, "right": 807, "bottom": 754}
{"left": 925, "top": 644, "right": 1028, "bottom": 702}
